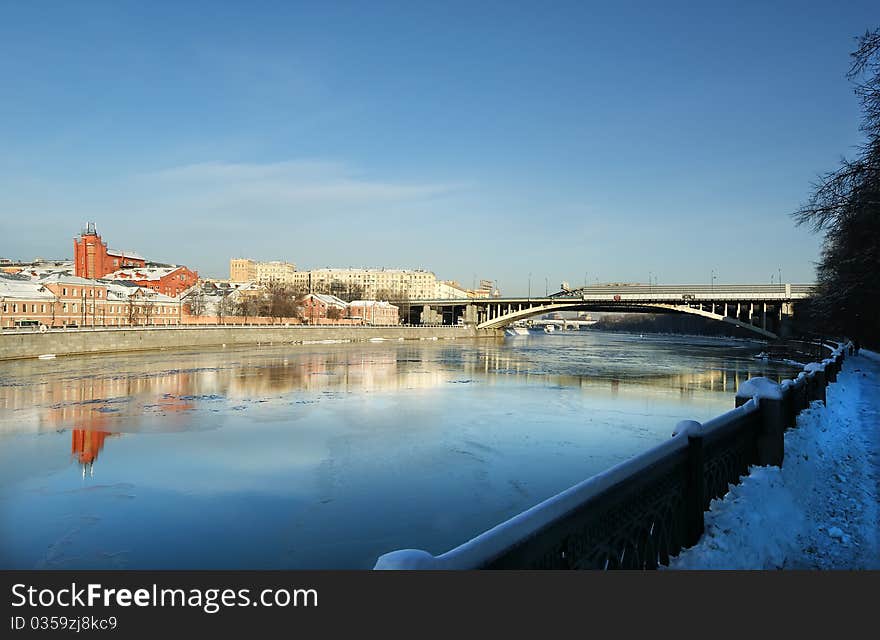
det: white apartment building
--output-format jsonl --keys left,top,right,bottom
{"left": 255, "top": 261, "right": 297, "bottom": 287}
{"left": 229, "top": 259, "right": 473, "bottom": 300}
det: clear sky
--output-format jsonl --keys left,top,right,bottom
{"left": 0, "top": 1, "right": 876, "bottom": 293}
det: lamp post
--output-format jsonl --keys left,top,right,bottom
{"left": 711, "top": 269, "right": 717, "bottom": 293}
{"left": 528, "top": 273, "right": 531, "bottom": 300}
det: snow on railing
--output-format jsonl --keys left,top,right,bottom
{"left": 374, "top": 340, "right": 847, "bottom": 570}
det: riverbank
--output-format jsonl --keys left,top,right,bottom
{"left": 0, "top": 324, "right": 498, "bottom": 361}
{"left": 667, "top": 350, "right": 880, "bottom": 569}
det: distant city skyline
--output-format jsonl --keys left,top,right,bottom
{"left": 1, "top": 2, "right": 877, "bottom": 294}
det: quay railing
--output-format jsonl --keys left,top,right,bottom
{"left": 374, "top": 341, "right": 846, "bottom": 570}
{"left": 0, "top": 323, "right": 459, "bottom": 335}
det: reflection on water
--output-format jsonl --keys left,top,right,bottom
{"left": 0, "top": 332, "right": 801, "bottom": 569}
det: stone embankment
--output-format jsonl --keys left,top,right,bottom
{"left": 0, "top": 325, "right": 497, "bottom": 361}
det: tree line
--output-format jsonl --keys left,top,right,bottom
{"left": 794, "top": 28, "right": 880, "bottom": 348}
{"left": 185, "top": 283, "right": 412, "bottom": 323}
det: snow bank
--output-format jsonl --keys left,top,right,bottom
{"left": 667, "top": 354, "right": 880, "bottom": 570}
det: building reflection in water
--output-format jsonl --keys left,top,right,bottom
{"left": 70, "top": 429, "right": 114, "bottom": 478}
{"left": 0, "top": 341, "right": 803, "bottom": 474}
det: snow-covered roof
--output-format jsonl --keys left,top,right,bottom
{"left": 349, "top": 300, "right": 397, "bottom": 308}
{"left": 36, "top": 273, "right": 103, "bottom": 286}
{"left": 0, "top": 276, "right": 54, "bottom": 300}
{"left": 15, "top": 264, "right": 76, "bottom": 280}
{"left": 105, "top": 266, "right": 184, "bottom": 282}
{"left": 303, "top": 293, "right": 348, "bottom": 307}
{"left": 104, "top": 282, "right": 177, "bottom": 303}
{"left": 106, "top": 248, "right": 144, "bottom": 260}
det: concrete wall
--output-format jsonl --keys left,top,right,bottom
{"left": 0, "top": 325, "right": 500, "bottom": 361}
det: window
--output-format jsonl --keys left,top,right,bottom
{"left": 63, "top": 303, "right": 68, "bottom": 312}
{"left": 73, "top": 288, "right": 78, "bottom": 296}
{"left": 1, "top": 304, "right": 5, "bottom": 312}
{"left": 62, "top": 288, "right": 67, "bottom": 296}
{"left": 12, "top": 304, "right": 17, "bottom": 313}
{"left": 72, "top": 304, "right": 77, "bottom": 313}
{"left": 41, "top": 304, "right": 45, "bottom": 313}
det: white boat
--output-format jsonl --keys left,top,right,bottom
{"left": 505, "top": 326, "right": 530, "bottom": 336}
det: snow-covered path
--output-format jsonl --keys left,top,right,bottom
{"left": 667, "top": 350, "right": 880, "bottom": 570}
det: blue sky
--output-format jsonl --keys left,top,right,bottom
{"left": 0, "top": 1, "right": 876, "bottom": 293}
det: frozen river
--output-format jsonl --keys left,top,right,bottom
{"left": 0, "top": 331, "right": 802, "bottom": 569}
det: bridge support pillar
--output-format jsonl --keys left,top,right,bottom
{"left": 420, "top": 305, "right": 442, "bottom": 325}
{"left": 762, "top": 303, "right": 767, "bottom": 331}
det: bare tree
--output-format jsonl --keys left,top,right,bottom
{"left": 141, "top": 298, "right": 155, "bottom": 325}
{"left": 326, "top": 306, "right": 343, "bottom": 320}
{"left": 185, "top": 289, "right": 207, "bottom": 316}
{"left": 793, "top": 28, "right": 880, "bottom": 346}
{"left": 261, "top": 285, "right": 298, "bottom": 322}
{"left": 234, "top": 294, "right": 261, "bottom": 324}
{"left": 127, "top": 296, "right": 140, "bottom": 326}
{"left": 216, "top": 292, "right": 233, "bottom": 325}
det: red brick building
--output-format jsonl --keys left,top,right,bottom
{"left": 105, "top": 265, "right": 199, "bottom": 298}
{"left": 299, "top": 293, "right": 348, "bottom": 323}
{"left": 73, "top": 222, "right": 145, "bottom": 279}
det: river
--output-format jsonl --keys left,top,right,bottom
{"left": 0, "top": 331, "right": 802, "bottom": 568}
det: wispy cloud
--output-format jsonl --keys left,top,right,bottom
{"left": 138, "top": 160, "right": 464, "bottom": 209}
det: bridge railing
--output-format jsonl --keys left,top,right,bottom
{"left": 374, "top": 341, "right": 845, "bottom": 570}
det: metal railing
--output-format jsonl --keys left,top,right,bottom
{"left": 374, "top": 341, "right": 844, "bottom": 570}
{"left": 0, "top": 323, "right": 467, "bottom": 336}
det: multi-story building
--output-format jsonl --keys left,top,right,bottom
{"left": 307, "top": 268, "right": 456, "bottom": 300}
{"left": 73, "top": 223, "right": 145, "bottom": 279}
{"left": 0, "top": 274, "right": 181, "bottom": 328}
{"left": 229, "top": 258, "right": 257, "bottom": 283}
{"left": 230, "top": 259, "right": 299, "bottom": 288}
{"left": 436, "top": 280, "right": 471, "bottom": 299}
{"left": 255, "top": 261, "right": 297, "bottom": 287}
{"left": 228, "top": 258, "right": 474, "bottom": 300}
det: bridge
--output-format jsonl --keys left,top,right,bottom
{"left": 402, "top": 283, "right": 815, "bottom": 339}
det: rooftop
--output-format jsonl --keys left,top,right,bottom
{"left": 0, "top": 276, "right": 55, "bottom": 300}
{"left": 106, "top": 248, "right": 145, "bottom": 261}
{"left": 106, "top": 266, "right": 185, "bottom": 282}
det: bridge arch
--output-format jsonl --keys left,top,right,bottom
{"left": 477, "top": 302, "right": 778, "bottom": 339}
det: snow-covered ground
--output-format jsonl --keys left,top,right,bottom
{"left": 667, "top": 350, "right": 879, "bottom": 570}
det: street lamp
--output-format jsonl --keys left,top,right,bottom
{"left": 711, "top": 269, "right": 717, "bottom": 293}
{"left": 528, "top": 273, "right": 532, "bottom": 300}
{"left": 545, "top": 277, "right": 548, "bottom": 297}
